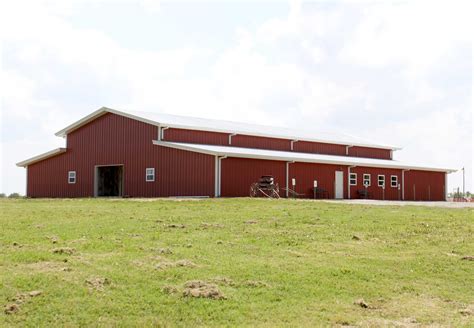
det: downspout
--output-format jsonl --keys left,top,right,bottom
{"left": 161, "top": 126, "right": 169, "bottom": 140}
{"left": 402, "top": 169, "right": 409, "bottom": 200}
{"left": 228, "top": 133, "right": 237, "bottom": 145}
{"left": 290, "top": 140, "right": 298, "bottom": 151}
{"left": 217, "top": 156, "right": 227, "bottom": 197}
{"left": 157, "top": 125, "right": 161, "bottom": 141}
{"left": 286, "top": 161, "right": 295, "bottom": 198}
{"left": 345, "top": 145, "right": 353, "bottom": 155}
{"left": 348, "top": 165, "right": 356, "bottom": 199}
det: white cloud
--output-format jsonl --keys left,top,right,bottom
{"left": 0, "top": 0, "right": 472, "bottom": 194}
{"left": 339, "top": 0, "right": 472, "bottom": 77}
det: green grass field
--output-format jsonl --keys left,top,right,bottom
{"left": 1, "top": 198, "right": 473, "bottom": 327}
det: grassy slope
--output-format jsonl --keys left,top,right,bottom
{"left": 0, "top": 198, "right": 473, "bottom": 327}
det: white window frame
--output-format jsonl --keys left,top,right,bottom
{"left": 146, "top": 168, "right": 155, "bottom": 182}
{"left": 349, "top": 173, "right": 357, "bottom": 186}
{"left": 378, "top": 174, "right": 385, "bottom": 187}
{"left": 68, "top": 171, "right": 76, "bottom": 184}
{"left": 390, "top": 175, "right": 398, "bottom": 188}
{"left": 363, "top": 173, "right": 371, "bottom": 186}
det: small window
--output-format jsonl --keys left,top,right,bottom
{"left": 378, "top": 175, "right": 385, "bottom": 187}
{"left": 146, "top": 168, "right": 155, "bottom": 182}
{"left": 391, "top": 175, "right": 398, "bottom": 188}
{"left": 363, "top": 174, "right": 371, "bottom": 186}
{"left": 349, "top": 173, "right": 357, "bottom": 186}
{"left": 68, "top": 171, "right": 76, "bottom": 184}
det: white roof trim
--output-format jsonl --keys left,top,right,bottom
{"left": 16, "top": 148, "right": 67, "bottom": 167}
{"left": 55, "top": 107, "right": 401, "bottom": 150}
{"left": 153, "top": 141, "right": 456, "bottom": 173}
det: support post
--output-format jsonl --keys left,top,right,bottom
{"left": 285, "top": 161, "right": 294, "bottom": 198}
{"left": 214, "top": 156, "right": 219, "bottom": 197}
{"left": 290, "top": 140, "right": 298, "bottom": 151}
{"left": 161, "top": 127, "right": 169, "bottom": 140}
{"left": 347, "top": 165, "right": 356, "bottom": 199}
{"left": 229, "top": 133, "right": 237, "bottom": 145}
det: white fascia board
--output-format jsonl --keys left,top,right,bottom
{"left": 16, "top": 148, "right": 67, "bottom": 167}
{"left": 55, "top": 107, "right": 163, "bottom": 137}
{"left": 152, "top": 140, "right": 219, "bottom": 156}
{"left": 153, "top": 141, "right": 456, "bottom": 173}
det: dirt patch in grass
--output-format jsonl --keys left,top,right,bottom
{"left": 167, "top": 223, "right": 185, "bottom": 228}
{"left": 156, "top": 259, "right": 196, "bottom": 270}
{"left": 183, "top": 280, "right": 226, "bottom": 300}
{"left": 22, "top": 261, "right": 70, "bottom": 273}
{"left": 242, "top": 280, "right": 270, "bottom": 288}
{"left": 200, "top": 222, "right": 225, "bottom": 229}
{"left": 461, "top": 255, "right": 474, "bottom": 261}
{"left": 354, "top": 298, "right": 369, "bottom": 308}
{"left": 286, "top": 250, "right": 306, "bottom": 257}
{"left": 359, "top": 318, "right": 419, "bottom": 327}
{"left": 4, "top": 303, "right": 20, "bottom": 315}
{"left": 52, "top": 247, "right": 75, "bottom": 255}
{"left": 210, "top": 277, "right": 235, "bottom": 286}
{"left": 158, "top": 247, "right": 173, "bottom": 254}
{"left": 4, "top": 290, "right": 43, "bottom": 315}
{"left": 162, "top": 285, "right": 179, "bottom": 295}
{"left": 85, "top": 277, "right": 110, "bottom": 291}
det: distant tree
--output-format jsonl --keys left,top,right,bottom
{"left": 0, "top": 193, "right": 6, "bottom": 198}
{"left": 8, "top": 193, "right": 21, "bottom": 198}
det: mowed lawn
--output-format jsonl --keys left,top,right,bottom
{"left": 1, "top": 198, "right": 473, "bottom": 327}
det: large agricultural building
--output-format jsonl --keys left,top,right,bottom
{"left": 17, "top": 107, "right": 455, "bottom": 200}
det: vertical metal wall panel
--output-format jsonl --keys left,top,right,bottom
{"left": 162, "top": 127, "right": 392, "bottom": 159}
{"left": 288, "top": 162, "right": 348, "bottom": 199}
{"left": 293, "top": 141, "right": 347, "bottom": 156}
{"left": 164, "top": 128, "right": 229, "bottom": 145}
{"left": 230, "top": 135, "right": 290, "bottom": 151}
{"left": 350, "top": 167, "right": 402, "bottom": 200}
{"left": 403, "top": 170, "right": 445, "bottom": 201}
{"left": 220, "top": 158, "right": 286, "bottom": 197}
{"left": 348, "top": 146, "right": 391, "bottom": 159}
{"left": 27, "top": 113, "right": 215, "bottom": 198}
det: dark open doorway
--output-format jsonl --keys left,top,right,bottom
{"left": 95, "top": 165, "right": 123, "bottom": 197}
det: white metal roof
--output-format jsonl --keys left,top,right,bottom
{"left": 16, "top": 148, "right": 67, "bottom": 167}
{"left": 55, "top": 107, "right": 401, "bottom": 150}
{"left": 153, "top": 141, "right": 456, "bottom": 173}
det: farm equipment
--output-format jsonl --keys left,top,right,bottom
{"left": 250, "top": 175, "right": 280, "bottom": 198}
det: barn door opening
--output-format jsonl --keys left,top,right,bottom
{"left": 95, "top": 165, "right": 123, "bottom": 197}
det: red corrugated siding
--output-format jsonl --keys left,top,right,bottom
{"left": 349, "top": 167, "right": 402, "bottom": 200}
{"left": 161, "top": 127, "right": 392, "bottom": 159}
{"left": 288, "top": 162, "right": 348, "bottom": 199}
{"left": 27, "top": 113, "right": 215, "bottom": 198}
{"left": 164, "top": 128, "right": 229, "bottom": 145}
{"left": 220, "top": 158, "right": 286, "bottom": 197}
{"left": 293, "top": 141, "right": 346, "bottom": 156}
{"left": 404, "top": 170, "right": 445, "bottom": 201}
{"left": 349, "top": 146, "right": 391, "bottom": 159}
{"left": 231, "top": 134, "right": 290, "bottom": 151}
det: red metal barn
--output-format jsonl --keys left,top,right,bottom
{"left": 17, "top": 107, "right": 454, "bottom": 201}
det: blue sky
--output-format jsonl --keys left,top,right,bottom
{"left": 1, "top": 0, "right": 472, "bottom": 194}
